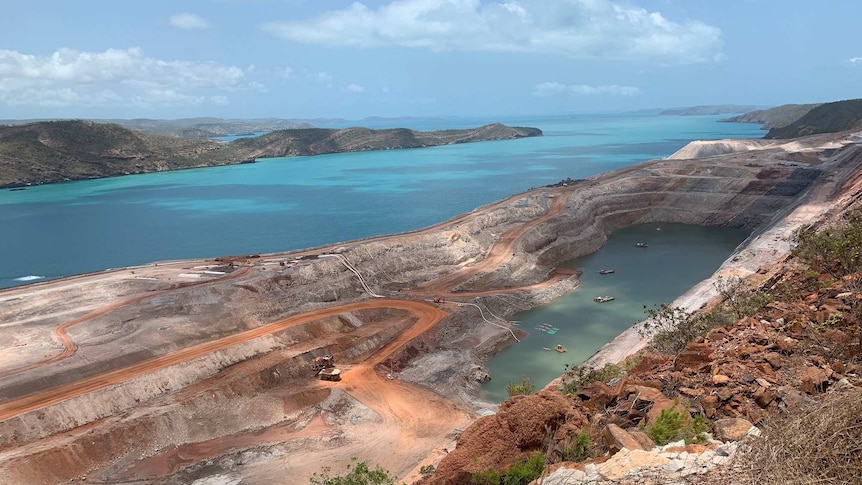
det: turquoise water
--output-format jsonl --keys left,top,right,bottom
{"left": 481, "top": 223, "right": 748, "bottom": 402}
{"left": 0, "top": 113, "right": 763, "bottom": 288}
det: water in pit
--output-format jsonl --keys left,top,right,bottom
{"left": 481, "top": 223, "right": 748, "bottom": 402}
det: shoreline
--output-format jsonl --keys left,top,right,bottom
{"left": 1, "top": 130, "right": 860, "bottom": 484}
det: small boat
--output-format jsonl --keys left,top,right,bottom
{"left": 635, "top": 242, "right": 648, "bottom": 248}
{"left": 543, "top": 347, "right": 552, "bottom": 351}
{"left": 656, "top": 226, "right": 662, "bottom": 231}
{"left": 594, "top": 296, "right": 615, "bottom": 303}
{"left": 554, "top": 344, "right": 567, "bottom": 353}
{"left": 598, "top": 269, "right": 615, "bottom": 275}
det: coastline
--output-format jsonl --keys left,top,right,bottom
{"left": 1, "top": 130, "right": 860, "bottom": 484}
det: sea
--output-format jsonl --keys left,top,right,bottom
{"left": 0, "top": 112, "right": 763, "bottom": 290}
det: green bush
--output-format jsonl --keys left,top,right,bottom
{"left": 793, "top": 209, "right": 862, "bottom": 278}
{"left": 502, "top": 453, "right": 545, "bottom": 485}
{"left": 558, "top": 430, "right": 591, "bottom": 462}
{"left": 419, "top": 465, "right": 435, "bottom": 479}
{"left": 638, "top": 304, "right": 728, "bottom": 355}
{"left": 470, "top": 469, "right": 501, "bottom": 485}
{"left": 505, "top": 376, "right": 536, "bottom": 396}
{"left": 310, "top": 460, "right": 401, "bottom": 485}
{"left": 560, "top": 363, "right": 623, "bottom": 395}
{"left": 645, "top": 407, "right": 709, "bottom": 446}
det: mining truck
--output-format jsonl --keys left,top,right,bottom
{"left": 318, "top": 368, "right": 342, "bottom": 382}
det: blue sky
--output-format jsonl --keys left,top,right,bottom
{"left": 1, "top": 0, "right": 859, "bottom": 120}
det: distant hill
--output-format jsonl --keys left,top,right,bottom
{"left": 764, "top": 99, "right": 862, "bottom": 139}
{"left": 0, "top": 120, "right": 541, "bottom": 188}
{"left": 659, "top": 105, "right": 760, "bottom": 116}
{"left": 228, "top": 123, "right": 542, "bottom": 159}
{"left": 721, "top": 103, "right": 821, "bottom": 129}
{"left": 0, "top": 117, "right": 315, "bottom": 139}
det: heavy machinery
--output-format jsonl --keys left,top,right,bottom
{"left": 312, "top": 354, "right": 341, "bottom": 381}
{"left": 311, "top": 354, "right": 335, "bottom": 372}
{"left": 318, "top": 368, "right": 342, "bottom": 381}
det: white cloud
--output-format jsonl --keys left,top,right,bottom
{"left": 169, "top": 12, "right": 211, "bottom": 30}
{"left": 846, "top": 57, "right": 862, "bottom": 65}
{"left": 345, "top": 83, "right": 365, "bottom": 93}
{"left": 305, "top": 70, "right": 334, "bottom": 87}
{"left": 532, "top": 81, "right": 641, "bottom": 97}
{"left": 0, "top": 47, "right": 251, "bottom": 108}
{"left": 262, "top": 0, "right": 722, "bottom": 63}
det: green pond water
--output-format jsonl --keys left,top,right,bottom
{"left": 481, "top": 223, "right": 748, "bottom": 402}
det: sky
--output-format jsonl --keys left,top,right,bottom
{"left": 1, "top": 0, "right": 860, "bottom": 120}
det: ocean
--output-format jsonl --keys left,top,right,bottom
{"left": 0, "top": 112, "right": 764, "bottom": 288}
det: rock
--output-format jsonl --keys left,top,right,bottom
{"left": 467, "top": 365, "right": 491, "bottom": 383}
{"left": 675, "top": 343, "right": 715, "bottom": 370}
{"left": 603, "top": 423, "right": 648, "bottom": 453}
{"left": 800, "top": 367, "right": 830, "bottom": 394}
{"left": 712, "top": 374, "right": 731, "bottom": 386}
{"left": 776, "top": 337, "right": 798, "bottom": 353}
{"left": 717, "top": 388, "right": 734, "bottom": 402}
{"left": 647, "top": 399, "right": 686, "bottom": 424}
{"left": 777, "top": 386, "right": 805, "bottom": 410}
{"left": 763, "top": 352, "right": 782, "bottom": 369}
{"left": 624, "top": 384, "right": 666, "bottom": 403}
{"left": 753, "top": 387, "right": 777, "bottom": 408}
{"left": 702, "top": 395, "right": 719, "bottom": 417}
{"left": 628, "top": 430, "right": 656, "bottom": 451}
{"left": 498, "top": 390, "right": 573, "bottom": 448}
{"left": 596, "top": 449, "right": 670, "bottom": 481}
{"left": 537, "top": 466, "right": 585, "bottom": 485}
{"left": 679, "top": 387, "right": 705, "bottom": 398}
{"left": 713, "top": 418, "right": 755, "bottom": 441}
{"left": 576, "top": 381, "right": 618, "bottom": 409}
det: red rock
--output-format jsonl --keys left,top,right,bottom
{"left": 674, "top": 342, "right": 715, "bottom": 371}
{"left": 712, "top": 374, "right": 731, "bottom": 386}
{"left": 623, "top": 385, "right": 666, "bottom": 403}
{"left": 679, "top": 387, "right": 704, "bottom": 398}
{"left": 763, "top": 352, "right": 782, "bottom": 369}
{"left": 717, "top": 388, "right": 734, "bottom": 402}
{"left": 753, "top": 387, "right": 777, "bottom": 408}
{"left": 702, "top": 395, "right": 719, "bottom": 414}
{"left": 776, "top": 337, "right": 798, "bottom": 353}
{"left": 757, "top": 362, "right": 775, "bottom": 376}
{"left": 576, "top": 382, "right": 618, "bottom": 410}
{"left": 602, "top": 424, "right": 647, "bottom": 453}
{"left": 800, "top": 367, "right": 830, "bottom": 394}
{"left": 646, "top": 399, "right": 686, "bottom": 424}
{"left": 713, "top": 417, "right": 755, "bottom": 441}
{"left": 628, "top": 430, "right": 655, "bottom": 451}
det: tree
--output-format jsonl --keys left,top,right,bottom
{"left": 310, "top": 460, "right": 401, "bottom": 485}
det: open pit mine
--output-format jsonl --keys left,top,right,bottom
{"left": 1, "top": 130, "right": 862, "bottom": 484}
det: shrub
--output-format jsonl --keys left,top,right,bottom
{"left": 560, "top": 363, "right": 623, "bottom": 395}
{"left": 638, "top": 304, "right": 727, "bottom": 355}
{"left": 644, "top": 406, "right": 709, "bottom": 446}
{"left": 505, "top": 376, "right": 535, "bottom": 396}
{"left": 419, "top": 465, "right": 435, "bottom": 479}
{"left": 502, "top": 453, "right": 545, "bottom": 485}
{"left": 310, "top": 460, "right": 400, "bottom": 485}
{"left": 793, "top": 209, "right": 862, "bottom": 278}
{"left": 470, "top": 470, "right": 500, "bottom": 485}
{"left": 557, "top": 430, "right": 591, "bottom": 462}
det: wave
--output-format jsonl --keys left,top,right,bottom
{"left": 14, "top": 275, "right": 45, "bottom": 282}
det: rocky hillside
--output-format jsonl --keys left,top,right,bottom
{"left": 228, "top": 123, "right": 542, "bottom": 159}
{"left": 0, "top": 121, "right": 541, "bottom": 188}
{"left": 721, "top": 103, "right": 821, "bottom": 129}
{"left": 420, "top": 168, "right": 862, "bottom": 484}
{"left": 0, "top": 120, "right": 238, "bottom": 188}
{"left": 766, "top": 99, "right": 862, "bottom": 139}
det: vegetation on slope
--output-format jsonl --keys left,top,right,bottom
{"left": 0, "top": 120, "right": 541, "bottom": 188}
{"left": 765, "top": 98, "right": 862, "bottom": 139}
{"left": 721, "top": 103, "right": 821, "bottom": 129}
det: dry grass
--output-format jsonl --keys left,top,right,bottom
{"left": 725, "top": 390, "right": 862, "bottom": 484}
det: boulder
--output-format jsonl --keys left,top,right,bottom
{"left": 576, "top": 381, "right": 618, "bottom": 409}
{"left": 713, "top": 418, "right": 755, "bottom": 441}
{"left": 596, "top": 449, "right": 670, "bottom": 481}
{"left": 603, "top": 423, "right": 648, "bottom": 453}
{"left": 498, "top": 390, "right": 572, "bottom": 448}
{"left": 628, "top": 429, "right": 656, "bottom": 451}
